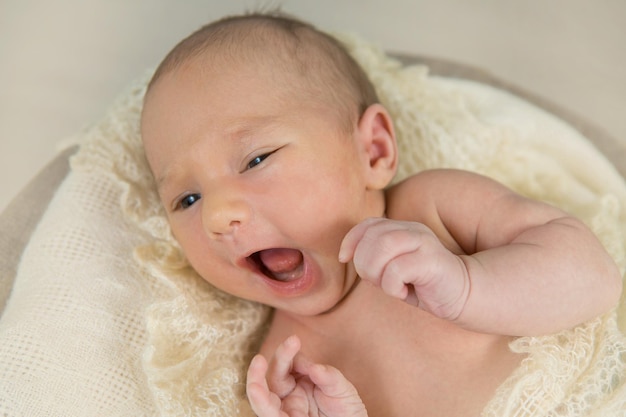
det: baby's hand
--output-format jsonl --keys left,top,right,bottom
{"left": 339, "top": 217, "right": 470, "bottom": 321}
{"left": 246, "top": 335, "right": 368, "bottom": 417}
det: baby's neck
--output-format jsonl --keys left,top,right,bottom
{"left": 268, "top": 279, "right": 509, "bottom": 357}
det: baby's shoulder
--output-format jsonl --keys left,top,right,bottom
{"left": 386, "top": 168, "right": 502, "bottom": 216}
{"left": 388, "top": 168, "right": 483, "bottom": 192}
{"left": 385, "top": 169, "right": 458, "bottom": 220}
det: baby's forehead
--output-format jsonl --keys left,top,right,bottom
{"left": 144, "top": 19, "right": 364, "bottom": 133}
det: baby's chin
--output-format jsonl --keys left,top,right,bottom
{"left": 286, "top": 261, "right": 361, "bottom": 317}
{"left": 319, "top": 274, "right": 363, "bottom": 316}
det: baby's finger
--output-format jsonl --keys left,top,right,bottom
{"left": 308, "top": 363, "right": 367, "bottom": 415}
{"left": 380, "top": 251, "right": 422, "bottom": 301}
{"left": 404, "top": 286, "right": 420, "bottom": 307}
{"left": 338, "top": 217, "right": 385, "bottom": 263}
{"left": 380, "top": 272, "right": 410, "bottom": 301}
{"left": 308, "top": 363, "right": 356, "bottom": 397}
{"left": 267, "top": 335, "right": 301, "bottom": 398}
{"left": 352, "top": 222, "right": 424, "bottom": 285}
{"left": 246, "top": 355, "right": 282, "bottom": 417}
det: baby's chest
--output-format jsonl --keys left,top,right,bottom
{"left": 311, "top": 319, "right": 517, "bottom": 416}
{"left": 338, "top": 332, "right": 518, "bottom": 417}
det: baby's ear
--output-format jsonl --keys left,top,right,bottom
{"left": 356, "top": 104, "right": 398, "bottom": 190}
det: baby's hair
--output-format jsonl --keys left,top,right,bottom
{"left": 147, "top": 11, "right": 379, "bottom": 132}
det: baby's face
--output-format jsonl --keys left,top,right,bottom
{"left": 141, "top": 55, "right": 385, "bottom": 316}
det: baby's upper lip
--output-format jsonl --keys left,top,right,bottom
{"left": 235, "top": 246, "right": 274, "bottom": 271}
{"left": 235, "top": 249, "right": 261, "bottom": 271}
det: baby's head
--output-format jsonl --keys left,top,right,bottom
{"left": 141, "top": 12, "right": 398, "bottom": 316}
{"left": 147, "top": 12, "right": 378, "bottom": 133}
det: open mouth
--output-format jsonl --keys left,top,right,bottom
{"left": 248, "top": 248, "right": 305, "bottom": 283}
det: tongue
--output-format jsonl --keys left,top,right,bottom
{"left": 259, "top": 249, "right": 303, "bottom": 282}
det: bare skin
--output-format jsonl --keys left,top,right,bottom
{"left": 258, "top": 278, "right": 522, "bottom": 417}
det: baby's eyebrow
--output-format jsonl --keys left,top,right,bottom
{"left": 154, "top": 162, "right": 183, "bottom": 196}
{"left": 155, "top": 170, "right": 174, "bottom": 194}
{"left": 226, "top": 115, "right": 282, "bottom": 141}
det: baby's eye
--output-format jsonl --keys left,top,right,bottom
{"left": 246, "top": 152, "right": 271, "bottom": 170}
{"left": 178, "top": 193, "right": 201, "bottom": 210}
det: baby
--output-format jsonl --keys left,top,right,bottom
{"left": 140, "top": 12, "right": 622, "bottom": 417}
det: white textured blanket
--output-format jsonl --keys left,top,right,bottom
{"left": 1, "top": 34, "right": 625, "bottom": 416}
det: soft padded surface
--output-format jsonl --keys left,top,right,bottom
{"left": 0, "top": 146, "right": 74, "bottom": 312}
{"left": 1, "top": 34, "right": 625, "bottom": 416}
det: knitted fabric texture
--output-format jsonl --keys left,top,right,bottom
{"left": 1, "top": 34, "right": 625, "bottom": 416}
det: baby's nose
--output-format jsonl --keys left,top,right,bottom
{"left": 203, "top": 194, "right": 251, "bottom": 238}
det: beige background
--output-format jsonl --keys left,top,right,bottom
{"left": 1, "top": 0, "right": 625, "bottom": 211}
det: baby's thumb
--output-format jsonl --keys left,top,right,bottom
{"left": 338, "top": 218, "right": 378, "bottom": 263}
{"left": 338, "top": 230, "right": 358, "bottom": 263}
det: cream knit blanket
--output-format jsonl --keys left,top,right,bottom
{"left": 1, "top": 34, "right": 625, "bottom": 416}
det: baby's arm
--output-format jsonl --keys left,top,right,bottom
{"left": 341, "top": 169, "right": 622, "bottom": 336}
{"left": 247, "top": 335, "right": 368, "bottom": 417}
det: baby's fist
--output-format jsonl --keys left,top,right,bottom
{"left": 339, "top": 217, "right": 470, "bottom": 320}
